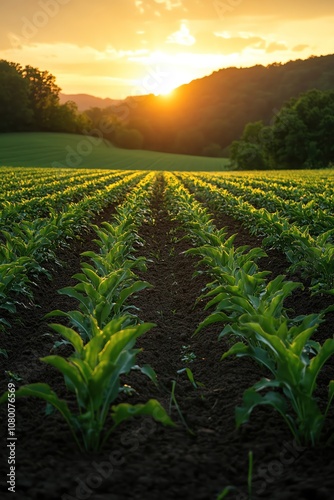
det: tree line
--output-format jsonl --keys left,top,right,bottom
{"left": 230, "top": 89, "right": 334, "bottom": 169}
{"left": 0, "top": 60, "right": 88, "bottom": 133}
{"left": 0, "top": 59, "right": 141, "bottom": 149}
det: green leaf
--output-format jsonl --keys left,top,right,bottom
{"left": 111, "top": 400, "right": 175, "bottom": 428}
{"left": 236, "top": 388, "right": 289, "bottom": 428}
{"left": 195, "top": 312, "right": 229, "bottom": 334}
{"left": 98, "top": 274, "right": 121, "bottom": 296}
{"left": 222, "top": 342, "right": 249, "bottom": 360}
{"left": 216, "top": 486, "right": 235, "bottom": 499}
{"left": 58, "top": 287, "right": 90, "bottom": 312}
{"left": 41, "top": 355, "right": 88, "bottom": 405}
{"left": 88, "top": 360, "right": 117, "bottom": 410}
{"left": 290, "top": 315, "right": 322, "bottom": 357}
{"left": 2, "top": 383, "right": 82, "bottom": 449}
{"left": 177, "top": 367, "right": 204, "bottom": 389}
{"left": 117, "top": 281, "right": 151, "bottom": 309}
{"left": 81, "top": 268, "right": 102, "bottom": 289}
{"left": 99, "top": 328, "right": 139, "bottom": 365}
{"left": 102, "top": 317, "right": 129, "bottom": 338}
{"left": 325, "top": 380, "right": 334, "bottom": 419}
{"left": 49, "top": 324, "right": 84, "bottom": 355}
{"left": 306, "top": 339, "right": 334, "bottom": 395}
{"left": 84, "top": 334, "right": 106, "bottom": 368}
{"left": 135, "top": 364, "right": 158, "bottom": 385}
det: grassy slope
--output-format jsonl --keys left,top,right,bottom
{"left": 0, "top": 132, "right": 230, "bottom": 171}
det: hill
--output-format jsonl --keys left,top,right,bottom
{"left": 58, "top": 54, "right": 334, "bottom": 157}
{"left": 124, "top": 53, "right": 334, "bottom": 155}
{"left": 0, "top": 132, "right": 229, "bottom": 171}
{"left": 59, "top": 93, "right": 121, "bottom": 112}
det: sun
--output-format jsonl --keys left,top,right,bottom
{"left": 157, "top": 86, "right": 175, "bottom": 97}
{"left": 152, "top": 76, "right": 183, "bottom": 96}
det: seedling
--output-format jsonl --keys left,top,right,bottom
{"left": 169, "top": 380, "right": 194, "bottom": 436}
{"left": 177, "top": 368, "right": 204, "bottom": 390}
{"left": 5, "top": 371, "right": 23, "bottom": 382}
{"left": 181, "top": 345, "right": 197, "bottom": 363}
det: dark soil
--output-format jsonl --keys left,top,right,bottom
{"left": 0, "top": 174, "right": 333, "bottom": 500}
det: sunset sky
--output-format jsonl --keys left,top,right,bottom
{"left": 0, "top": 0, "right": 333, "bottom": 99}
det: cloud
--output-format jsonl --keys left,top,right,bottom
{"left": 154, "top": 0, "right": 183, "bottom": 10}
{"left": 1, "top": 0, "right": 333, "bottom": 52}
{"left": 0, "top": 0, "right": 333, "bottom": 98}
{"left": 266, "top": 41, "right": 288, "bottom": 53}
{"left": 293, "top": 44, "right": 309, "bottom": 52}
{"left": 134, "top": 0, "right": 184, "bottom": 16}
{"left": 212, "top": 0, "right": 334, "bottom": 20}
{"left": 195, "top": 31, "right": 266, "bottom": 54}
{"left": 166, "top": 23, "right": 196, "bottom": 46}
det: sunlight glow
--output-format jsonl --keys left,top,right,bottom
{"left": 0, "top": 4, "right": 333, "bottom": 100}
{"left": 158, "top": 87, "right": 174, "bottom": 96}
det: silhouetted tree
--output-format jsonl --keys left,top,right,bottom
{"left": 22, "top": 65, "right": 60, "bottom": 130}
{"left": 0, "top": 60, "right": 32, "bottom": 131}
{"left": 0, "top": 59, "right": 88, "bottom": 134}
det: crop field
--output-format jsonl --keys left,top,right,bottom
{"left": 0, "top": 167, "right": 334, "bottom": 500}
{"left": 0, "top": 133, "right": 229, "bottom": 171}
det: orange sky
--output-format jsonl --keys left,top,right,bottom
{"left": 1, "top": 0, "right": 333, "bottom": 98}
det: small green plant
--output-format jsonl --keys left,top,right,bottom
{"left": 216, "top": 451, "right": 254, "bottom": 499}
{"left": 1, "top": 319, "right": 173, "bottom": 451}
{"left": 223, "top": 312, "right": 334, "bottom": 445}
{"left": 216, "top": 487, "right": 234, "bottom": 500}
{"left": 181, "top": 345, "right": 197, "bottom": 363}
{"left": 48, "top": 267, "right": 151, "bottom": 337}
{"left": 177, "top": 368, "right": 204, "bottom": 389}
{"left": 5, "top": 371, "right": 23, "bottom": 382}
{"left": 169, "top": 380, "right": 194, "bottom": 436}
{"left": 285, "top": 228, "right": 334, "bottom": 294}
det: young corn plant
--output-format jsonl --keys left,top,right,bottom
{"left": 285, "top": 228, "right": 334, "bottom": 294}
{"left": 0, "top": 261, "right": 34, "bottom": 330}
{"left": 223, "top": 312, "right": 334, "bottom": 446}
{"left": 187, "top": 237, "right": 268, "bottom": 281}
{"left": 0, "top": 219, "right": 62, "bottom": 275}
{"left": 48, "top": 267, "right": 151, "bottom": 339}
{"left": 198, "top": 273, "right": 301, "bottom": 340}
{"left": 0, "top": 318, "right": 174, "bottom": 451}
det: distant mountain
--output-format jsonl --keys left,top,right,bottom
{"left": 59, "top": 93, "right": 122, "bottom": 112}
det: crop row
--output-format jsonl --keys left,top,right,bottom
{"left": 1, "top": 172, "right": 173, "bottom": 451}
{"left": 202, "top": 174, "right": 334, "bottom": 232}
{"left": 179, "top": 173, "right": 334, "bottom": 295}
{"left": 0, "top": 172, "right": 146, "bottom": 335}
{"left": 208, "top": 170, "right": 334, "bottom": 208}
{"left": 0, "top": 170, "right": 138, "bottom": 226}
{"left": 164, "top": 172, "right": 334, "bottom": 446}
{"left": 0, "top": 168, "right": 124, "bottom": 203}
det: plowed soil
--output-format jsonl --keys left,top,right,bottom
{"left": 1, "top": 174, "right": 333, "bottom": 500}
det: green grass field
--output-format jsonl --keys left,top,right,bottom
{"left": 0, "top": 132, "right": 230, "bottom": 171}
